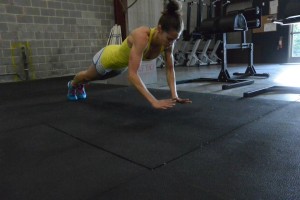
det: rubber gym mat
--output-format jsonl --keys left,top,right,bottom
{"left": 96, "top": 171, "right": 221, "bottom": 200}
{"left": 0, "top": 78, "right": 124, "bottom": 133}
{"left": 155, "top": 102, "right": 300, "bottom": 199}
{"left": 0, "top": 76, "right": 124, "bottom": 104}
{"left": 0, "top": 79, "right": 297, "bottom": 199}
{"left": 0, "top": 124, "right": 147, "bottom": 200}
{"left": 47, "top": 85, "right": 289, "bottom": 169}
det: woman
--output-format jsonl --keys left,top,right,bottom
{"left": 67, "top": 0, "right": 192, "bottom": 109}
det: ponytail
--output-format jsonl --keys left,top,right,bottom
{"left": 162, "top": 0, "right": 182, "bottom": 16}
{"left": 159, "top": 0, "right": 183, "bottom": 32}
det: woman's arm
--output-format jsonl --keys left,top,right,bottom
{"left": 164, "top": 46, "right": 178, "bottom": 99}
{"left": 164, "top": 46, "right": 192, "bottom": 104}
{"left": 127, "top": 28, "right": 175, "bottom": 109}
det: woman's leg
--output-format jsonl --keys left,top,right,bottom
{"left": 67, "top": 64, "right": 101, "bottom": 101}
{"left": 71, "top": 63, "right": 100, "bottom": 86}
{"left": 67, "top": 47, "right": 126, "bottom": 100}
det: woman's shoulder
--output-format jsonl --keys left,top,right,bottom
{"left": 129, "top": 26, "right": 152, "bottom": 43}
{"left": 130, "top": 26, "right": 151, "bottom": 37}
{"left": 133, "top": 26, "right": 152, "bottom": 32}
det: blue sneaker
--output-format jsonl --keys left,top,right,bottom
{"left": 77, "top": 84, "right": 87, "bottom": 99}
{"left": 67, "top": 81, "right": 78, "bottom": 101}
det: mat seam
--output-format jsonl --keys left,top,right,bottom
{"left": 45, "top": 123, "right": 152, "bottom": 170}
{"left": 200, "top": 101, "right": 294, "bottom": 147}
{"left": 153, "top": 101, "right": 294, "bottom": 170}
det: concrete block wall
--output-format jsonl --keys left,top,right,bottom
{"left": 0, "top": 0, "right": 115, "bottom": 82}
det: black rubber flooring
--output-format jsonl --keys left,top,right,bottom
{"left": 1, "top": 77, "right": 300, "bottom": 200}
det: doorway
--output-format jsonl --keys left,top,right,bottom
{"left": 289, "top": 24, "right": 300, "bottom": 63}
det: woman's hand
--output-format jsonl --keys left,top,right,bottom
{"left": 172, "top": 97, "right": 192, "bottom": 104}
{"left": 152, "top": 99, "right": 176, "bottom": 110}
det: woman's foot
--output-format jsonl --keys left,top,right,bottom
{"left": 77, "top": 84, "right": 87, "bottom": 99}
{"left": 67, "top": 81, "right": 78, "bottom": 101}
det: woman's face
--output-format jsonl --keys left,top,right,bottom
{"left": 158, "top": 27, "right": 181, "bottom": 48}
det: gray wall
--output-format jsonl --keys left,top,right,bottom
{"left": 0, "top": 0, "right": 115, "bottom": 82}
{"left": 127, "top": 0, "right": 163, "bottom": 32}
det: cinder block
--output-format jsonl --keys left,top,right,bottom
{"left": 59, "top": 54, "right": 74, "bottom": 62}
{"left": 82, "top": 11, "right": 95, "bottom": 19}
{"left": 69, "top": 11, "right": 81, "bottom": 18}
{"left": 75, "top": 4, "right": 87, "bottom": 11}
{"left": 0, "top": 57, "right": 12, "bottom": 65}
{"left": 64, "top": 17, "right": 76, "bottom": 25}
{"left": 62, "top": 2, "right": 75, "bottom": 11}
{"left": 0, "top": 41, "right": 11, "bottom": 48}
{"left": 41, "top": 8, "right": 56, "bottom": 16}
{"left": 0, "top": 65, "right": 5, "bottom": 74}
{"left": 47, "top": 1, "right": 62, "bottom": 9}
{"left": 44, "top": 40, "right": 58, "bottom": 48}
{"left": 18, "top": 32, "right": 36, "bottom": 40}
{"left": 31, "top": 0, "right": 47, "bottom": 8}
{"left": 0, "top": 23, "right": 8, "bottom": 32}
{"left": 23, "top": 7, "right": 40, "bottom": 16}
{"left": 35, "top": 63, "right": 52, "bottom": 72}
{"left": 59, "top": 40, "right": 72, "bottom": 47}
{"left": 17, "top": 15, "right": 33, "bottom": 23}
{"left": 87, "top": 5, "right": 100, "bottom": 12}
{"left": 26, "top": 24, "right": 44, "bottom": 32}
{"left": 4, "top": 48, "right": 18, "bottom": 57}
{"left": 32, "top": 55, "right": 46, "bottom": 63}
{"left": 55, "top": 10, "right": 69, "bottom": 17}
{"left": 0, "top": 14, "right": 16, "bottom": 23}
{"left": 13, "top": 0, "right": 31, "bottom": 7}
{"left": 50, "top": 33, "right": 64, "bottom": 40}
{"left": 82, "top": 0, "right": 94, "bottom": 5}
{"left": 34, "top": 16, "right": 49, "bottom": 24}
{"left": 0, "top": 5, "right": 5, "bottom": 13}
{"left": 49, "top": 17, "right": 63, "bottom": 25}
{"left": 35, "top": 32, "right": 51, "bottom": 40}
{"left": 29, "top": 40, "right": 44, "bottom": 48}
{"left": 44, "top": 24, "right": 57, "bottom": 32}
{"left": 36, "top": 47, "right": 52, "bottom": 56}
{"left": 6, "top": 5, "right": 23, "bottom": 14}
{"left": 57, "top": 24, "right": 71, "bottom": 32}
{"left": 67, "top": 0, "right": 81, "bottom": 4}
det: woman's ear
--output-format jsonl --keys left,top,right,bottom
{"left": 157, "top": 25, "right": 163, "bottom": 33}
